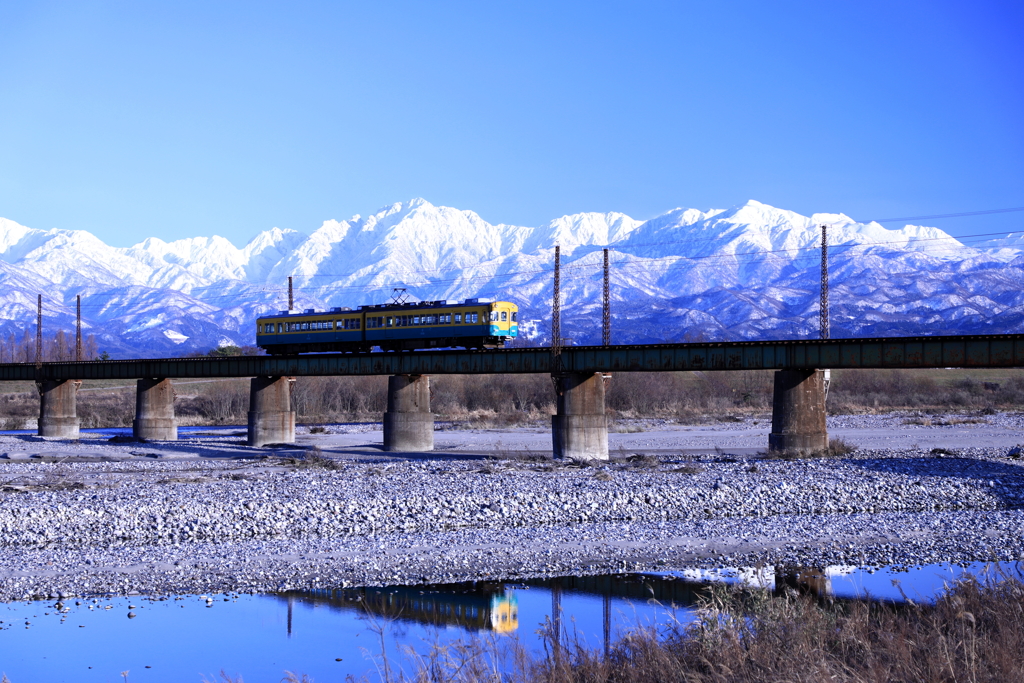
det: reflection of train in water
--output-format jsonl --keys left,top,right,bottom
{"left": 279, "top": 583, "right": 518, "bottom": 633}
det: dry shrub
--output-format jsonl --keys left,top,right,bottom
{"left": 291, "top": 376, "right": 387, "bottom": 421}
{"left": 176, "top": 380, "right": 250, "bottom": 425}
{"left": 286, "top": 446, "right": 341, "bottom": 471}
{"left": 78, "top": 389, "right": 135, "bottom": 428}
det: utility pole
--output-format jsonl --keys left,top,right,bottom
{"left": 76, "top": 295, "right": 82, "bottom": 361}
{"left": 36, "top": 294, "right": 42, "bottom": 367}
{"left": 602, "top": 248, "right": 611, "bottom": 346}
{"left": 820, "top": 224, "right": 831, "bottom": 399}
{"left": 288, "top": 276, "right": 294, "bottom": 311}
{"left": 820, "top": 224, "right": 829, "bottom": 340}
{"left": 551, "top": 246, "right": 562, "bottom": 375}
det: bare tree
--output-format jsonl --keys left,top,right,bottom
{"left": 53, "top": 329, "right": 70, "bottom": 361}
{"left": 84, "top": 334, "right": 98, "bottom": 361}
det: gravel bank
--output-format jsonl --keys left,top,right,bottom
{"left": 0, "top": 424, "right": 1022, "bottom": 600}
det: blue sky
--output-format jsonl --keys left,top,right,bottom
{"left": 1, "top": 0, "right": 1021, "bottom": 246}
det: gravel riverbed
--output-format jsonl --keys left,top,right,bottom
{"left": 0, "top": 415, "right": 1022, "bottom": 601}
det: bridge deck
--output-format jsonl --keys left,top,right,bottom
{"left": 2, "top": 334, "right": 1023, "bottom": 381}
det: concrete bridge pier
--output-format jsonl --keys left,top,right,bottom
{"left": 248, "top": 376, "right": 295, "bottom": 447}
{"left": 133, "top": 378, "right": 177, "bottom": 440}
{"left": 768, "top": 369, "right": 828, "bottom": 453}
{"left": 37, "top": 379, "right": 82, "bottom": 439}
{"left": 552, "top": 372, "right": 608, "bottom": 461}
{"left": 383, "top": 374, "right": 434, "bottom": 452}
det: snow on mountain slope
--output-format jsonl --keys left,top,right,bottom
{"left": 0, "top": 199, "right": 1020, "bottom": 357}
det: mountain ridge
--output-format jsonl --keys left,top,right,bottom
{"left": 0, "top": 199, "right": 1020, "bottom": 358}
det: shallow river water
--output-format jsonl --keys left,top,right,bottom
{"left": 0, "top": 562, "right": 1016, "bottom": 683}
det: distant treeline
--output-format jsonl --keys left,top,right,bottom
{"left": 0, "top": 329, "right": 101, "bottom": 363}
{"left": 0, "top": 367, "right": 1020, "bottom": 429}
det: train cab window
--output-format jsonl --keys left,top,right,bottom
{"left": 501, "top": 311, "right": 507, "bottom": 322}
{"left": 511, "top": 312, "right": 517, "bottom": 322}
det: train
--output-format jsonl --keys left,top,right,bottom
{"left": 255, "top": 298, "right": 519, "bottom": 354}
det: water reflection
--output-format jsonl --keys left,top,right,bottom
{"left": 278, "top": 582, "right": 520, "bottom": 633}
{"left": 0, "top": 563, "right": 1016, "bottom": 682}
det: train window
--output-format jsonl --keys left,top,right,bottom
{"left": 378, "top": 316, "right": 384, "bottom": 327}
{"left": 301, "top": 322, "right": 309, "bottom": 330}
{"left": 355, "top": 319, "right": 361, "bottom": 329}
{"left": 511, "top": 312, "right": 517, "bottom": 322}
{"left": 413, "top": 316, "right": 420, "bottom": 325}
{"left": 386, "top": 317, "right": 393, "bottom": 327}
{"left": 278, "top": 323, "right": 283, "bottom": 333}
{"left": 455, "top": 313, "right": 462, "bottom": 323}
{"left": 501, "top": 311, "right": 507, "bottom": 321}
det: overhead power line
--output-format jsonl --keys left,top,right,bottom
{"left": 865, "top": 206, "right": 1024, "bottom": 224}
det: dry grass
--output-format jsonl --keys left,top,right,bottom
{"left": 362, "top": 573, "right": 1023, "bottom": 683}
{"left": 283, "top": 446, "right": 343, "bottom": 471}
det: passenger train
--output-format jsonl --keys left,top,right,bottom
{"left": 256, "top": 298, "right": 519, "bottom": 354}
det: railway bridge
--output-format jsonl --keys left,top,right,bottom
{"left": 3, "top": 333, "right": 1023, "bottom": 458}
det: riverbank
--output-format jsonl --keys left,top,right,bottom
{"left": 0, "top": 413, "right": 1022, "bottom": 600}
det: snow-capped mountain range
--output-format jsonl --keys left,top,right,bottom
{"left": 0, "top": 198, "right": 1021, "bottom": 358}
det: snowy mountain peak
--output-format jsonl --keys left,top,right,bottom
{"left": 0, "top": 198, "right": 1019, "bottom": 357}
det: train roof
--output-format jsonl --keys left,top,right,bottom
{"left": 258, "top": 298, "right": 514, "bottom": 318}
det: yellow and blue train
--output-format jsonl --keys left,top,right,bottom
{"left": 256, "top": 298, "right": 519, "bottom": 354}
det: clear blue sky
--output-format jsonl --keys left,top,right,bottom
{"left": 1, "top": 0, "right": 1021, "bottom": 246}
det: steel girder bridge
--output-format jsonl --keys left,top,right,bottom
{"left": 2, "top": 333, "right": 1023, "bottom": 381}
